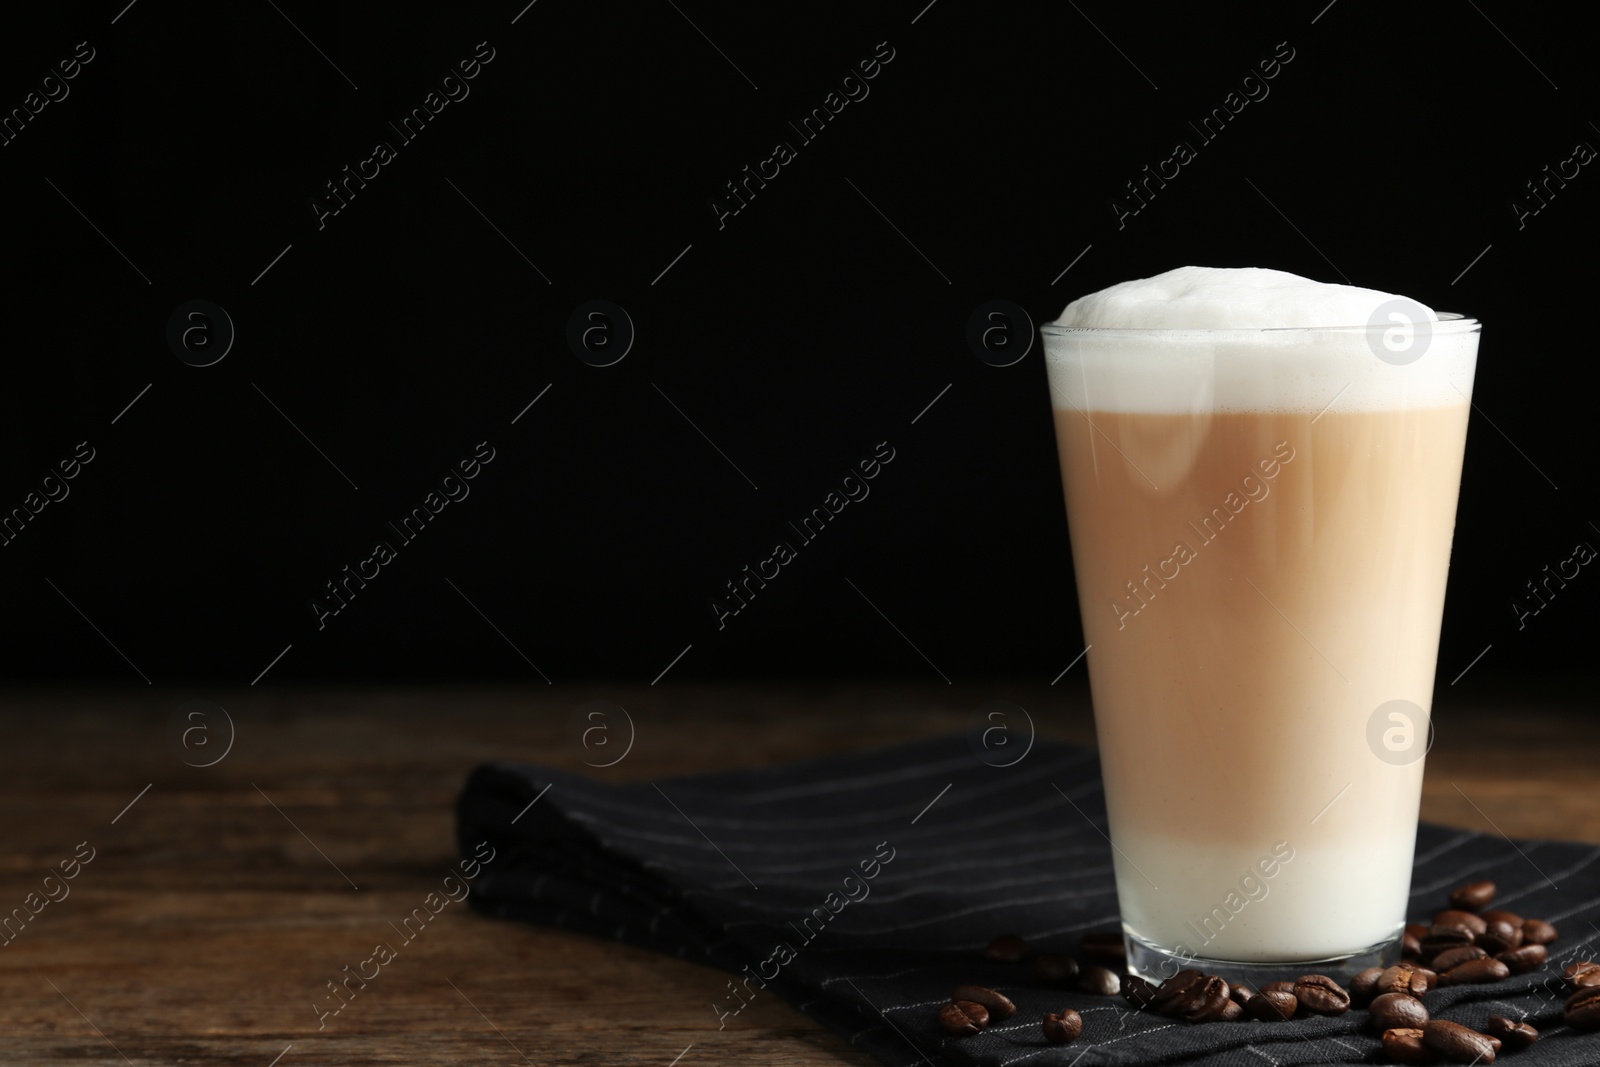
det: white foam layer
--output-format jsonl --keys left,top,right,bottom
{"left": 1056, "top": 266, "right": 1438, "bottom": 330}
{"left": 1043, "top": 267, "right": 1479, "bottom": 414}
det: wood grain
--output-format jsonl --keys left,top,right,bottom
{"left": 0, "top": 682, "right": 1591, "bottom": 1066}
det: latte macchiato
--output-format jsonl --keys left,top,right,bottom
{"left": 1041, "top": 267, "right": 1479, "bottom": 976}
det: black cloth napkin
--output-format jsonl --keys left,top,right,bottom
{"left": 456, "top": 736, "right": 1600, "bottom": 1066}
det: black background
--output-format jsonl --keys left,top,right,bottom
{"left": 0, "top": 0, "right": 1593, "bottom": 696}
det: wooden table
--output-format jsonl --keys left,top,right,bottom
{"left": 1, "top": 682, "right": 1593, "bottom": 1065}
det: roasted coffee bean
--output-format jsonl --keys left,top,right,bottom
{"left": 1420, "top": 926, "right": 1476, "bottom": 957}
{"left": 1246, "top": 990, "right": 1296, "bottom": 1021}
{"left": 1405, "top": 922, "right": 1431, "bottom": 942}
{"left": 1177, "top": 976, "right": 1232, "bottom": 1023}
{"left": 1293, "top": 974, "right": 1351, "bottom": 1016}
{"left": 1122, "top": 974, "right": 1158, "bottom": 1010}
{"left": 1497, "top": 944, "right": 1547, "bottom": 975}
{"left": 1033, "top": 953, "right": 1079, "bottom": 987}
{"left": 1218, "top": 998, "right": 1243, "bottom": 1022}
{"left": 1260, "top": 980, "right": 1296, "bottom": 995}
{"left": 1415, "top": 967, "right": 1439, "bottom": 991}
{"left": 1565, "top": 986, "right": 1600, "bottom": 1031}
{"left": 1153, "top": 970, "right": 1205, "bottom": 1015}
{"left": 952, "top": 985, "right": 1016, "bottom": 1020}
{"left": 940, "top": 1000, "right": 989, "bottom": 1035}
{"left": 1230, "top": 983, "right": 1257, "bottom": 1005}
{"left": 1378, "top": 965, "right": 1430, "bottom": 997}
{"left": 1350, "top": 966, "right": 1385, "bottom": 1007}
{"left": 1078, "top": 931, "right": 1126, "bottom": 967}
{"left": 984, "top": 934, "right": 1027, "bottom": 963}
{"left": 1483, "top": 1016, "right": 1538, "bottom": 1050}
{"left": 1480, "top": 909, "right": 1523, "bottom": 928}
{"left": 1428, "top": 945, "right": 1487, "bottom": 973}
{"left": 1438, "top": 957, "right": 1510, "bottom": 986}
{"left": 1448, "top": 880, "right": 1496, "bottom": 912}
{"left": 1521, "top": 918, "right": 1558, "bottom": 945}
{"left": 1423, "top": 1019, "right": 1497, "bottom": 1063}
{"left": 1381, "top": 1027, "right": 1435, "bottom": 1065}
{"left": 1477, "top": 920, "right": 1522, "bottom": 955}
{"left": 1566, "top": 960, "right": 1600, "bottom": 988}
{"left": 1041, "top": 1009, "right": 1083, "bottom": 1044}
{"left": 1076, "top": 966, "right": 1120, "bottom": 997}
{"left": 1402, "top": 931, "right": 1423, "bottom": 958}
{"left": 1433, "top": 910, "right": 1489, "bottom": 937}
{"left": 1369, "top": 992, "right": 1429, "bottom": 1032}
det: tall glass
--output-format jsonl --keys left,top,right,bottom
{"left": 1040, "top": 314, "right": 1480, "bottom": 983}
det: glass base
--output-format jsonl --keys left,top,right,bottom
{"left": 1124, "top": 927, "right": 1403, "bottom": 988}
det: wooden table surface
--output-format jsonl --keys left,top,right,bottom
{"left": 1, "top": 682, "right": 1594, "bottom": 1066}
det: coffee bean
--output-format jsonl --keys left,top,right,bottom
{"left": 1369, "top": 992, "right": 1429, "bottom": 1032}
{"left": 1521, "top": 918, "right": 1558, "bottom": 945}
{"left": 984, "top": 934, "right": 1027, "bottom": 963}
{"left": 1479, "top": 909, "right": 1523, "bottom": 928}
{"left": 1423, "top": 1019, "right": 1497, "bottom": 1063}
{"left": 1350, "top": 966, "right": 1385, "bottom": 1007}
{"left": 1041, "top": 1009, "right": 1082, "bottom": 1044}
{"left": 1565, "top": 986, "right": 1600, "bottom": 1031}
{"left": 1076, "top": 966, "right": 1120, "bottom": 997}
{"left": 1484, "top": 1015, "right": 1538, "bottom": 1050}
{"left": 1428, "top": 945, "right": 1487, "bottom": 973}
{"left": 1122, "top": 974, "right": 1158, "bottom": 1010}
{"left": 1381, "top": 1026, "right": 1435, "bottom": 1065}
{"left": 952, "top": 985, "right": 1015, "bottom": 1020}
{"left": 1438, "top": 957, "right": 1510, "bottom": 986}
{"left": 1403, "top": 920, "right": 1428, "bottom": 959}
{"left": 1177, "top": 976, "right": 1232, "bottom": 1023}
{"left": 1420, "top": 925, "right": 1475, "bottom": 958}
{"left": 1260, "top": 980, "right": 1296, "bottom": 995}
{"left": 1033, "top": 953, "right": 1079, "bottom": 987}
{"left": 1293, "top": 974, "right": 1350, "bottom": 1016}
{"left": 1378, "top": 965, "right": 1430, "bottom": 997}
{"left": 1246, "top": 990, "right": 1296, "bottom": 1021}
{"left": 1078, "top": 931, "right": 1125, "bottom": 967}
{"left": 1425, "top": 921, "right": 1475, "bottom": 940}
{"left": 1153, "top": 970, "right": 1205, "bottom": 1016}
{"left": 1218, "top": 998, "right": 1243, "bottom": 1022}
{"left": 1477, "top": 920, "right": 1522, "bottom": 955}
{"left": 1496, "top": 944, "right": 1546, "bottom": 975}
{"left": 1432, "top": 910, "right": 1488, "bottom": 937}
{"left": 1448, "top": 880, "right": 1496, "bottom": 912}
{"left": 940, "top": 1000, "right": 989, "bottom": 1035}
{"left": 1415, "top": 967, "right": 1439, "bottom": 991}
{"left": 1230, "top": 983, "right": 1257, "bottom": 1005}
{"left": 1566, "top": 960, "right": 1600, "bottom": 988}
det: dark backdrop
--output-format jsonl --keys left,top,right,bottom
{"left": 0, "top": 1, "right": 1593, "bottom": 691}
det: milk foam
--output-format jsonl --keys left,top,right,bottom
{"left": 1044, "top": 266, "right": 1478, "bottom": 414}
{"left": 1056, "top": 266, "right": 1436, "bottom": 330}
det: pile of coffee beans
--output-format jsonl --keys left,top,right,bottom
{"left": 942, "top": 881, "right": 1595, "bottom": 1059}
{"left": 1129, "top": 969, "right": 1349, "bottom": 1024}
{"left": 1401, "top": 878, "right": 1554, "bottom": 985}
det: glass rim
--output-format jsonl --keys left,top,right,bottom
{"left": 1038, "top": 312, "right": 1478, "bottom": 337}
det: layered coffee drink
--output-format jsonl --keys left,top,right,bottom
{"left": 1041, "top": 267, "right": 1479, "bottom": 977}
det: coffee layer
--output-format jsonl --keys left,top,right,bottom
{"left": 1054, "top": 404, "right": 1471, "bottom": 958}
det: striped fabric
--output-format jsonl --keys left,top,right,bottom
{"left": 457, "top": 736, "right": 1600, "bottom": 1065}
